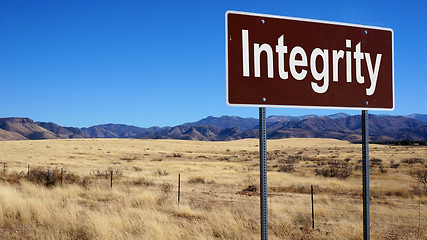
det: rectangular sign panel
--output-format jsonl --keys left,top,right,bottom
{"left": 226, "top": 11, "right": 394, "bottom": 110}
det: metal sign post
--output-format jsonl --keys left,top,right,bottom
{"left": 259, "top": 107, "right": 268, "bottom": 240}
{"left": 362, "top": 110, "right": 370, "bottom": 239}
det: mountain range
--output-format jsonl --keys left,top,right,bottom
{"left": 0, "top": 113, "right": 426, "bottom": 142}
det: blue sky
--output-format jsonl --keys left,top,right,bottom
{"left": 0, "top": 0, "right": 426, "bottom": 127}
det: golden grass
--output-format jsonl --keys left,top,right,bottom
{"left": 0, "top": 138, "right": 426, "bottom": 239}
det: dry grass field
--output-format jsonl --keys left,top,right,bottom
{"left": 0, "top": 138, "right": 426, "bottom": 239}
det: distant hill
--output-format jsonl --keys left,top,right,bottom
{"left": 36, "top": 122, "right": 89, "bottom": 139}
{"left": 0, "top": 113, "right": 426, "bottom": 142}
{"left": 183, "top": 116, "right": 258, "bottom": 131}
{"left": 0, "top": 118, "right": 56, "bottom": 140}
{"left": 267, "top": 113, "right": 350, "bottom": 123}
{"left": 407, "top": 113, "right": 427, "bottom": 122}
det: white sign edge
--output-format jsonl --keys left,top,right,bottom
{"left": 225, "top": 10, "right": 395, "bottom": 111}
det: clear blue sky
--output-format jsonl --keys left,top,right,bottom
{"left": 1, "top": 0, "right": 426, "bottom": 127}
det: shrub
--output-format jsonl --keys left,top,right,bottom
{"left": 91, "top": 169, "right": 110, "bottom": 179}
{"left": 160, "top": 182, "right": 173, "bottom": 194}
{"left": 379, "top": 164, "right": 387, "bottom": 174}
{"left": 133, "top": 166, "right": 143, "bottom": 171}
{"left": 409, "top": 169, "right": 427, "bottom": 185}
{"left": 390, "top": 163, "right": 400, "bottom": 168}
{"left": 370, "top": 158, "right": 383, "bottom": 166}
{"left": 132, "top": 177, "right": 154, "bottom": 186}
{"left": 108, "top": 168, "right": 123, "bottom": 177}
{"left": 410, "top": 185, "right": 427, "bottom": 196}
{"left": 153, "top": 169, "right": 169, "bottom": 177}
{"left": 28, "top": 168, "right": 81, "bottom": 187}
{"left": 62, "top": 170, "right": 81, "bottom": 184}
{"left": 91, "top": 168, "right": 122, "bottom": 179}
{"left": 157, "top": 182, "right": 173, "bottom": 205}
{"left": 120, "top": 155, "right": 139, "bottom": 161}
{"left": 402, "top": 158, "right": 424, "bottom": 165}
{"left": 293, "top": 213, "right": 312, "bottom": 230}
{"left": 188, "top": 177, "right": 205, "bottom": 184}
{"left": 279, "top": 164, "right": 295, "bottom": 173}
{"left": 286, "top": 155, "right": 303, "bottom": 163}
{"left": 314, "top": 160, "right": 352, "bottom": 179}
{"left": 243, "top": 184, "right": 257, "bottom": 192}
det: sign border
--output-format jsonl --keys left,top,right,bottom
{"left": 225, "top": 10, "right": 394, "bottom": 111}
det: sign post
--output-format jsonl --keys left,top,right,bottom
{"left": 259, "top": 107, "right": 268, "bottom": 240}
{"left": 362, "top": 110, "right": 370, "bottom": 239}
{"left": 225, "top": 11, "right": 393, "bottom": 240}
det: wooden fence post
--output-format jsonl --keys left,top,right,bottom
{"left": 110, "top": 171, "right": 113, "bottom": 188}
{"left": 311, "top": 185, "right": 315, "bottom": 229}
{"left": 178, "top": 173, "right": 181, "bottom": 207}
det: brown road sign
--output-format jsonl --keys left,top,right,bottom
{"left": 226, "top": 11, "right": 394, "bottom": 110}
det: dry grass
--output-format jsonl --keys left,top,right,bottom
{"left": 0, "top": 138, "right": 426, "bottom": 239}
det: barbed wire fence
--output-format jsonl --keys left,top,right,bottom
{"left": 0, "top": 161, "right": 425, "bottom": 238}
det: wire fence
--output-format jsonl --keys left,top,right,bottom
{"left": 1, "top": 161, "right": 426, "bottom": 236}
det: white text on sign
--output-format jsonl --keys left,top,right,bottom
{"left": 241, "top": 30, "right": 382, "bottom": 95}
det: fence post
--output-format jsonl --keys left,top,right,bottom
{"left": 61, "top": 168, "right": 63, "bottom": 187}
{"left": 27, "top": 164, "right": 30, "bottom": 178}
{"left": 178, "top": 173, "right": 181, "bottom": 207}
{"left": 3, "top": 162, "right": 6, "bottom": 173}
{"left": 311, "top": 185, "right": 315, "bottom": 229}
{"left": 417, "top": 200, "right": 421, "bottom": 239}
{"left": 110, "top": 171, "right": 113, "bottom": 188}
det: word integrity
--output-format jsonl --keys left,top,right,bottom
{"left": 241, "top": 29, "right": 383, "bottom": 95}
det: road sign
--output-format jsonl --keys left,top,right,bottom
{"left": 226, "top": 11, "right": 394, "bottom": 110}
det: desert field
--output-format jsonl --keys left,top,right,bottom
{"left": 0, "top": 138, "right": 426, "bottom": 239}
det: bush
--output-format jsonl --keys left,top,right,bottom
{"left": 132, "top": 177, "right": 154, "bottom": 186}
{"left": 153, "top": 169, "right": 169, "bottom": 177}
{"left": 28, "top": 168, "right": 80, "bottom": 187}
{"left": 402, "top": 158, "right": 424, "bottom": 165}
{"left": 120, "top": 155, "right": 139, "bottom": 161}
{"left": 157, "top": 182, "right": 173, "bottom": 205}
{"left": 379, "top": 164, "right": 387, "bottom": 174}
{"left": 243, "top": 184, "right": 257, "bottom": 192}
{"left": 390, "top": 163, "right": 400, "bottom": 168}
{"left": 279, "top": 164, "right": 295, "bottom": 173}
{"left": 370, "top": 158, "right": 383, "bottom": 166}
{"left": 286, "top": 155, "right": 303, "bottom": 163}
{"left": 91, "top": 168, "right": 122, "bottom": 179}
{"left": 160, "top": 182, "right": 173, "bottom": 193}
{"left": 293, "top": 213, "right": 312, "bottom": 230}
{"left": 188, "top": 177, "right": 205, "bottom": 184}
{"left": 410, "top": 169, "right": 427, "bottom": 185}
{"left": 410, "top": 185, "right": 427, "bottom": 196}
{"left": 133, "top": 166, "right": 143, "bottom": 171}
{"left": 314, "top": 160, "right": 352, "bottom": 179}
